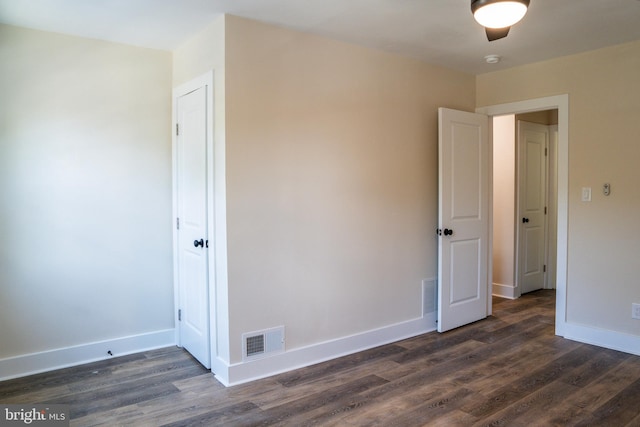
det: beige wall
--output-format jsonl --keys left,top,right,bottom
{"left": 478, "top": 40, "right": 640, "bottom": 335}
{"left": 0, "top": 25, "right": 173, "bottom": 358}
{"left": 492, "top": 115, "right": 516, "bottom": 291}
{"left": 173, "top": 15, "right": 225, "bottom": 87}
{"left": 224, "top": 15, "right": 475, "bottom": 362}
{"left": 517, "top": 111, "right": 558, "bottom": 126}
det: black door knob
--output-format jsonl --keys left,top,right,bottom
{"left": 444, "top": 228, "right": 453, "bottom": 236}
{"left": 194, "top": 239, "right": 204, "bottom": 248}
{"left": 522, "top": 218, "right": 530, "bottom": 223}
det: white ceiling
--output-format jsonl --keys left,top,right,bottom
{"left": 1, "top": 0, "right": 640, "bottom": 74}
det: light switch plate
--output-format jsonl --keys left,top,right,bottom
{"left": 581, "top": 187, "right": 592, "bottom": 202}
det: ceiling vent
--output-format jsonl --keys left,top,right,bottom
{"left": 242, "top": 326, "right": 285, "bottom": 361}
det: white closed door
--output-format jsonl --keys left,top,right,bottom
{"left": 518, "top": 121, "right": 548, "bottom": 294}
{"left": 438, "top": 108, "right": 490, "bottom": 333}
{"left": 176, "top": 86, "right": 210, "bottom": 368}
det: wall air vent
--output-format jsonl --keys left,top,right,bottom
{"left": 242, "top": 326, "right": 285, "bottom": 361}
{"left": 245, "top": 334, "right": 265, "bottom": 357}
{"left": 422, "top": 278, "right": 438, "bottom": 326}
{"left": 423, "top": 278, "right": 437, "bottom": 316}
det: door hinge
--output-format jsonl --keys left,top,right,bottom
{"left": 176, "top": 217, "right": 180, "bottom": 230}
{"left": 176, "top": 123, "right": 179, "bottom": 136}
{"left": 543, "top": 265, "right": 546, "bottom": 273}
{"left": 178, "top": 309, "right": 182, "bottom": 321}
{"left": 545, "top": 147, "right": 548, "bottom": 156}
{"left": 544, "top": 206, "right": 547, "bottom": 215}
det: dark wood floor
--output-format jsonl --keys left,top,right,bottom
{"left": 3, "top": 290, "right": 640, "bottom": 426}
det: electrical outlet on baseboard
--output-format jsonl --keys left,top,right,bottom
{"left": 632, "top": 303, "right": 640, "bottom": 320}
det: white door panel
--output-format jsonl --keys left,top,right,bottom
{"left": 438, "top": 108, "right": 489, "bottom": 333}
{"left": 176, "top": 86, "right": 210, "bottom": 368}
{"left": 449, "top": 239, "right": 481, "bottom": 304}
{"left": 518, "top": 121, "right": 548, "bottom": 294}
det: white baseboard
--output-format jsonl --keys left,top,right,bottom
{"left": 0, "top": 329, "right": 176, "bottom": 381}
{"left": 213, "top": 315, "right": 436, "bottom": 387}
{"left": 492, "top": 282, "right": 517, "bottom": 299}
{"left": 562, "top": 322, "right": 640, "bottom": 357}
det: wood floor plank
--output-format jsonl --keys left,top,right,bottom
{"left": 371, "top": 386, "right": 475, "bottom": 426}
{"left": 625, "top": 412, "right": 640, "bottom": 427}
{"left": 462, "top": 344, "right": 603, "bottom": 418}
{"left": 464, "top": 334, "right": 581, "bottom": 395}
{"left": 301, "top": 381, "right": 455, "bottom": 426}
{"left": 471, "top": 314, "right": 549, "bottom": 344}
{"left": 159, "top": 401, "right": 262, "bottom": 427}
{"left": 472, "top": 380, "right": 581, "bottom": 427}
{"left": 373, "top": 338, "right": 486, "bottom": 383}
{"left": 171, "top": 371, "right": 227, "bottom": 393}
{"left": 376, "top": 323, "right": 555, "bottom": 399}
{"left": 74, "top": 385, "right": 236, "bottom": 427}
{"left": 422, "top": 408, "right": 479, "bottom": 426}
{"left": 71, "top": 405, "right": 145, "bottom": 427}
{"left": 580, "top": 377, "right": 640, "bottom": 426}
{"left": 391, "top": 329, "right": 482, "bottom": 365}
{"left": 251, "top": 359, "right": 400, "bottom": 410}
{"left": 0, "top": 358, "right": 116, "bottom": 398}
{"left": 274, "top": 343, "right": 405, "bottom": 388}
{"left": 241, "top": 374, "right": 389, "bottom": 426}
{"left": 559, "top": 347, "right": 630, "bottom": 388}
{"left": 67, "top": 353, "right": 208, "bottom": 393}
{"left": 534, "top": 356, "right": 640, "bottom": 426}
{"left": 55, "top": 364, "right": 204, "bottom": 418}
{"left": 1, "top": 383, "right": 74, "bottom": 404}
{"left": 66, "top": 382, "right": 181, "bottom": 419}
{"left": 3, "top": 290, "right": 640, "bottom": 426}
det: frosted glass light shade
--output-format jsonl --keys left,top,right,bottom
{"left": 473, "top": 1, "right": 528, "bottom": 29}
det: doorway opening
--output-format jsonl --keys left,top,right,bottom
{"left": 477, "top": 94, "right": 568, "bottom": 337}
{"left": 492, "top": 110, "right": 558, "bottom": 300}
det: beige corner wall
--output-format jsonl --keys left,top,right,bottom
{"left": 224, "top": 15, "right": 475, "bottom": 362}
{"left": 173, "top": 15, "right": 225, "bottom": 87}
{"left": 172, "top": 15, "right": 231, "bottom": 365}
{"left": 478, "top": 40, "right": 640, "bottom": 335}
{"left": 0, "top": 25, "right": 173, "bottom": 359}
{"left": 492, "top": 115, "right": 516, "bottom": 293}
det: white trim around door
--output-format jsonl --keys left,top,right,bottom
{"left": 476, "top": 94, "right": 569, "bottom": 337}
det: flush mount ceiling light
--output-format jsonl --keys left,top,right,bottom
{"left": 471, "top": 0, "right": 530, "bottom": 41}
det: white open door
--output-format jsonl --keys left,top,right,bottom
{"left": 438, "top": 108, "right": 490, "bottom": 333}
{"left": 175, "top": 85, "right": 211, "bottom": 368}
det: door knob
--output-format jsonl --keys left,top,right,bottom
{"left": 444, "top": 228, "right": 453, "bottom": 236}
{"left": 522, "top": 218, "right": 530, "bottom": 223}
{"left": 194, "top": 238, "right": 204, "bottom": 248}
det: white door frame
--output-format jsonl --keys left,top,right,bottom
{"left": 477, "top": 94, "right": 569, "bottom": 337}
{"left": 172, "top": 71, "right": 216, "bottom": 359}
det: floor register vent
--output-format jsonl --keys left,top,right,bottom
{"left": 242, "top": 326, "right": 285, "bottom": 361}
